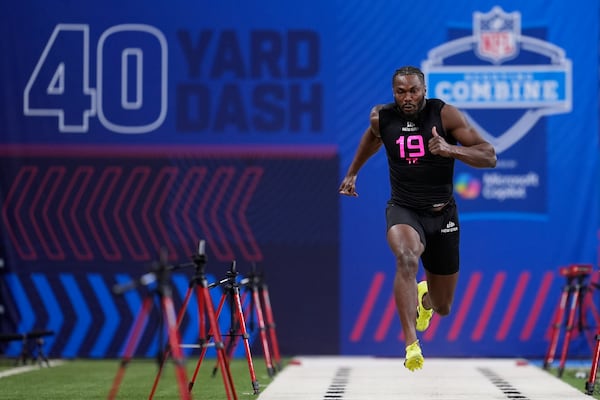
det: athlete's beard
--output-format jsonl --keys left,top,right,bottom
{"left": 396, "top": 97, "right": 426, "bottom": 118}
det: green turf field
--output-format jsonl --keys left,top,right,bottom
{"left": 0, "top": 357, "right": 281, "bottom": 400}
{"left": 1, "top": 357, "right": 599, "bottom": 399}
{"left": 546, "top": 367, "right": 600, "bottom": 399}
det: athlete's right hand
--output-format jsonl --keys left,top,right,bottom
{"left": 338, "top": 175, "right": 358, "bottom": 197}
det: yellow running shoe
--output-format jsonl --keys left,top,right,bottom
{"left": 416, "top": 281, "right": 433, "bottom": 332}
{"left": 404, "top": 340, "right": 424, "bottom": 371}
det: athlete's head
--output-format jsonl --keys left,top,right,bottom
{"left": 392, "top": 66, "right": 426, "bottom": 116}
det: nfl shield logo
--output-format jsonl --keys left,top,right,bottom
{"left": 474, "top": 6, "right": 520, "bottom": 64}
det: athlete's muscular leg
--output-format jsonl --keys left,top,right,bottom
{"left": 387, "top": 224, "right": 424, "bottom": 347}
{"left": 423, "top": 271, "right": 459, "bottom": 316}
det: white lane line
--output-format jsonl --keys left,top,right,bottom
{"left": 0, "top": 360, "right": 64, "bottom": 379}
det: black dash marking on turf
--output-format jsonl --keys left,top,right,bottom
{"left": 323, "top": 367, "right": 351, "bottom": 399}
{"left": 478, "top": 367, "right": 530, "bottom": 399}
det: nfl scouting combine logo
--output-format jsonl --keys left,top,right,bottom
{"left": 422, "top": 6, "right": 572, "bottom": 215}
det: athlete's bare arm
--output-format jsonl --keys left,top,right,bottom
{"left": 338, "top": 105, "right": 384, "bottom": 196}
{"left": 429, "top": 104, "right": 496, "bottom": 168}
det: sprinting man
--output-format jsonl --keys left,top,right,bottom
{"left": 339, "top": 66, "right": 496, "bottom": 371}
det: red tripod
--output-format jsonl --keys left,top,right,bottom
{"left": 543, "top": 264, "right": 593, "bottom": 377}
{"left": 193, "top": 261, "right": 260, "bottom": 395}
{"left": 258, "top": 278, "right": 282, "bottom": 372}
{"left": 585, "top": 270, "right": 600, "bottom": 395}
{"left": 108, "top": 252, "right": 191, "bottom": 400}
{"left": 238, "top": 265, "right": 281, "bottom": 375}
{"left": 148, "top": 242, "right": 238, "bottom": 400}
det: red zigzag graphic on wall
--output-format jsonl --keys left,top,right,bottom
{"left": 348, "top": 270, "right": 600, "bottom": 343}
{"left": 1, "top": 165, "right": 264, "bottom": 262}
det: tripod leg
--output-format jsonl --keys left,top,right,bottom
{"left": 162, "top": 295, "right": 191, "bottom": 400}
{"left": 221, "top": 290, "right": 256, "bottom": 368}
{"left": 189, "top": 285, "right": 219, "bottom": 390}
{"left": 196, "top": 292, "right": 226, "bottom": 387}
{"left": 190, "top": 340, "right": 211, "bottom": 392}
{"left": 558, "top": 283, "right": 581, "bottom": 377}
{"left": 252, "top": 289, "right": 275, "bottom": 376}
{"left": 16, "top": 337, "right": 28, "bottom": 366}
{"left": 232, "top": 288, "right": 260, "bottom": 394}
{"left": 587, "top": 331, "right": 600, "bottom": 395}
{"left": 217, "top": 320, "right": 240, "bottom": 378}
{"left": 261, "top": 285, "right": 282, "bottom": 371}
{"left": 149, "top": 285, "right": 195, "bottom": 399}
{"left": 543, "top": 279, "right": 571, "bottom": 369}
{"left": 214, "top": 292, "right": 240, "bottom": 378}
{"left": 35, "top": 338, "right": 50, "bottom": 367}
{"left": 201, "top": 286, "right": 238, "bottom": 400}
{"left": 108, "top": 296, "right": 153, "bottom": 400}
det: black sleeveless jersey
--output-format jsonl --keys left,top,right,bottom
{"left": 378, "top": 98, "right": 457, "bottom": 210}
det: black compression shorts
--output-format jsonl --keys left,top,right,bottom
{"left": 385, "top": 199, "right": 459, "bottom": 275}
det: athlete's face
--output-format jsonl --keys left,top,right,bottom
{"left": 392, "top": 74, "right": 426, "bottom": 116}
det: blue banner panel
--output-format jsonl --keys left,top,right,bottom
{"left": 0, "top": 0, "right": 336, "bottom": 146}
{"left": 0, "top": 148, "right": 339, "bottom": 357}
{"left": 337, "top": 1, "right": 599, "bottom": 358}
{"left": 342, "top": 267, "right": 600, "bottom": 358}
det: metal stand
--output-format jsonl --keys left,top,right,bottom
{"left": 238, "top": 264, "right": 281, "bottom": 375}
{"left": 256, "top": 274, "right": 283, "bottom": 372}
{"left": 190, "top": 260, "right": 260, "bottom": 395}
{"left": 584, "top": 271, "right": 600, "bottom": 395}
{"left": 149, "top": 241, "right": 238, "bottom": 400}
{"left": 0, "top": 330, "right": 54, "bottom": 367}
{"left": 107, "top": 250, "right": 191, "bottom": 400}
{"left": 543, "top": 264, "right": 593, "bottom": 377}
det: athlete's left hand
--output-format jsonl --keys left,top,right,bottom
{"left": 428, "top": 126, "right": 453, "bottom": 157}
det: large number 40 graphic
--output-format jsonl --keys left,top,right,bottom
{"left": 23, "top": 24, "right": 167, "bottom": 133}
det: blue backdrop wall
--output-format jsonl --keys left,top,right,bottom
{"left": 0, "top": 0, "right": 598, "bottom": 359}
